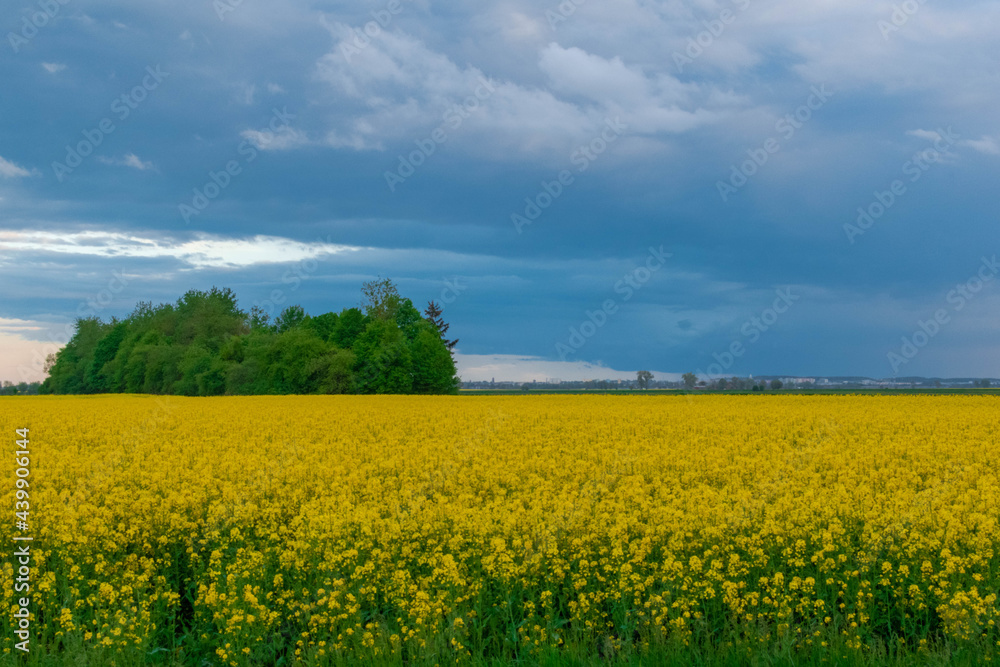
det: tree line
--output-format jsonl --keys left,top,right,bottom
{"left": 1, "top": 382, "right": 42, "bottom": 396}
{"left": 41, "top": 279, "right": 460, "bottom": 396}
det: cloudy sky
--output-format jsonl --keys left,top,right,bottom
{"left": 2, "top": 0, "right": 998, "bottom": 383}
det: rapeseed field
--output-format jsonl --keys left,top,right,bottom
{"left": 0, "top": 395, "right": 998, "bottom": 665}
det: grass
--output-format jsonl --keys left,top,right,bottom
{"left": 1, "top": 630, "right": 995, "bottom": 666}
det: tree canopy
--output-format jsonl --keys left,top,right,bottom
{"left": 41, "top": 281, "right": 460, "bottom": 396}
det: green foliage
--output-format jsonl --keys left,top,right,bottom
{"left": 410, "top": 322, "right": 460, "bottom": 394}
{"left": 141, "top": 343, "right": 183, "bottom": 394}
{"left": 174, "top": 345, "right": 214, "bottom": 396}
{"left": 42, "top": 281, "right": 459, "bottom": 396}
{"left": 353, "top": 319, "right": 414, "bottom": 394}
{"left": 274, "top": 305, "right": 306, "bottom": 333}
{"left": 636, "top": 370, "right": 653, "bottom": 389}
{"left": 0, "top": 381, "right": 42, "bottom": 396}
{"left": 424, "top": 300, "right": 458, "bottom": 353}
{"left": 360, "top": 277, "right": 402, "bottom": 320}
{"left": 262, "top": 328, "right": 330, "bottom": 393}
{"left": 304, "top": 311, "right": 339, "bottom": 342}
{"left": 174, "top": 287, "right": 245, "bottom": 351}
{"left": 41, "top": 317, "right": 108, "bottom": 394}
{"left": 248, "top": 305, "right": 272, "bottom": 332}
{"left": 394, "top": 298, "right": 423, "bottom": 338}
{"left": 84, "top": 320, "right": 128, "bottom": 393}
{"left": 682, "top": 372, "right": 698, "bottom": 389}
{"left": 307, "top": 348, "right": 356, "bottom": 394}
{"left": 332, "top": 307, "right": 367, "bottom": 348}
{"left": 219, "top": 335, "right": 245, "bottom": 363}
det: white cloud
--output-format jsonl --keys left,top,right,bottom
{"left": 315, "top": 24, "right": 733, "bottom": 157}
{"left": 0, "top": 317, "right": 45, "bottom": 335}
{"left": 97, "top": 153, "right": 155, "bottom": 170}
{"left": 123, "top": 154, "right": 154, "bottom": 170}
{"left": 961, "top": 135, "right": 1000, "bottom": 155}
{"left": 539, "top": 44, "right": 653, "bottom": 105}
{"left": 0, "top": 156, "right": 33, "bottom": 178}
{"left": 907, "top": 129, "right": 944, "bottom": 142}
{"left": 780, "top": 2, "right": 1000, "bottom": 109}
{"left": 539, "top": 43, "right": 720, "bottom": 133}
{"left": 0, "top": 231, "right": 361, "bottom": 269}
{"left": 41, "top": 62, "right": 66, "bottom": 74}
{"left": 240, "top": 126, "right": 309, "bottom": 151}
{"left": 455, "top": 352, "right": 681, "bottom": 382}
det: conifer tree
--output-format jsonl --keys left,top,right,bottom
{"left": 424, "top": 301, "right": 458, "bottom": 354}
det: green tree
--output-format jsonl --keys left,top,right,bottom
{"left": 361, "top": 277, "right": 402, "bottom": 320}
{"left": 682, "top": 372, "right": 697, "bottom": 389}
{"left": 262, "top": 328, "right": 331, "bottom": 394}
{"left": 219, "top": 336, "right": 245, "bottom": 364}
{"left": 197, "top": 358, "right": 231, "bottom": 396}
{"left": 424, "top": 301, "right": 458, "bottom": 354}
{"left": 85, "top": 320, "right": 128, "bottom": 393}
{"left": 410, "top": 322, "right": 460, "bottom": 394}
{"left": 307, "top": 349, "right": 356, "bottom": 394}
{"left": 274, "top": 305, "right": 306, "bottom": 333}
{"left": 141, "top": 344, "right": 183, "bottom": 394}
{"left": 225, "top": 333, "right": 275, "bottom": 395}
{"left": 174, "top": 287, "right": 245, "bottom": 352}
{"left": 332, "top": 308, "right": 367, "bottom": 349}
{"left": 304, "top": 312, "right": 339, "bottom": 342}
{"left": 40, "top": 281, "right": 463, "bottom": 397}
{"left": 353, "top": 319, "right": 413, "bottom": 394}
{"left": 248, "top": 305, "right": 272, "bottom": 332}
{"left": 174, "top": 345, "right": 214, "bottom": 396}
{"left": 395, "top": 298, "right": 424, "bottom": 339}
{"left": 42, "top": 317, "right": 107, "bottom": 394}
{"left": 636, "top": 370, "right": 653, "bottom": 389}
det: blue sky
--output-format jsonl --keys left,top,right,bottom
{"left": 2, "top": 0, "right": 998, "bottom": 383}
